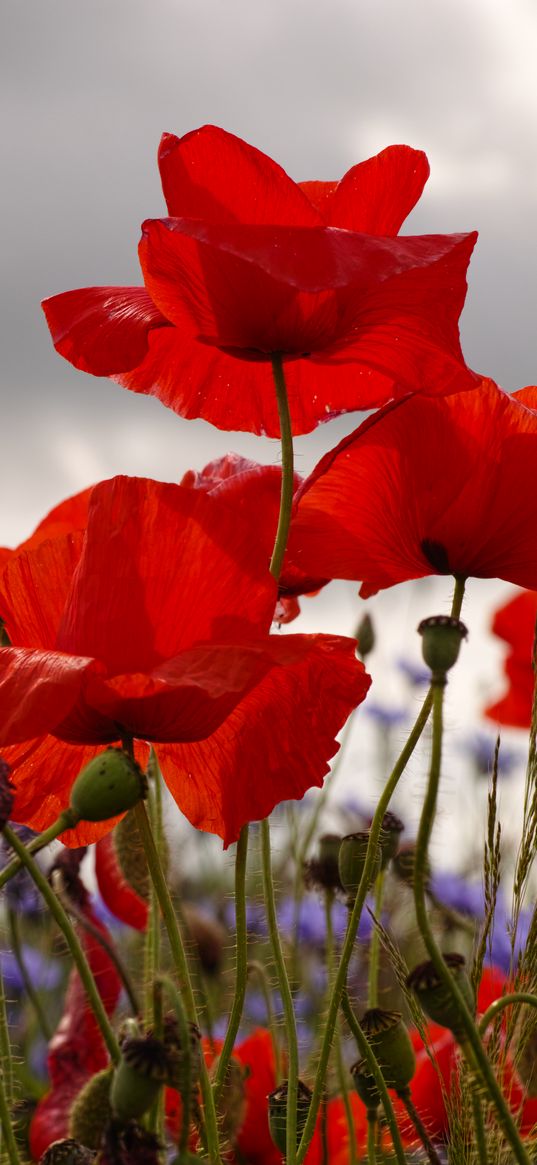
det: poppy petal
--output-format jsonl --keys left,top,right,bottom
{"left": 156, "top": 634, "right": 370, "bottom": 845}
{"left": 159, "top": 124, "right": 320, "bottom": 225}
{"left": 0, "top": 532, "right": 84, "bottom": 649}
{"left": 301, "top": 145, "right": 430, "bottom": 234}
{"left": 0, "top": 647, "right": 97, "bottom": 745}
{"left": 42, "top": 285, "right": 170, "bottom": 376}
{"left": 56, "top": 477, "right": 277, "bottom": 674}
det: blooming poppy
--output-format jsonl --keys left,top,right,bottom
{"left": 0, "top": 475, "right": 369, "bottom": 846}
{"left": 42, "top": 125, "right": 478, "bottom": 438}
{"left": 485, "top": 588, "right": 537, "bottom": 728}
{"left": 286, "top": 380, "right": 537, "bottom": 597}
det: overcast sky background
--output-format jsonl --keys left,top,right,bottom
{"left": 2, "top": 0, "right": 536, "bottom": 864}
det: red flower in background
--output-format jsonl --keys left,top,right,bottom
{"left": 0, "top": 475, "right": 369, "bottom": 846}
{"left": 29, "top": 867, "right": 121, "bottom": 1159}
{"left": 286, "top": 380, "right": 537, "bottom": 598}
{"left": 42, "top": 125, "right": 478, "bottom": 438}
{"left": 485, "top": 589, "right": 537, "bottom": 728}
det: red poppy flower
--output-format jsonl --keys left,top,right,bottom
{"left": 29, "top": 874, "right": 122, "bottom": 1159}
{"left": 42, "top": 125, "right": 478, "bottom": 438}
{"left": 0, "top": 475, "right": 369, "bottom": 846}
{"left": 286, "top": 380, "right": 537, "bottom": 597}
{"left": 485, "top": 589, "right": 537, "bottom": 728}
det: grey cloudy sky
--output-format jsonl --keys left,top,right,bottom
{"left": 2, "top": 0, "right": 537, "bottom": 544}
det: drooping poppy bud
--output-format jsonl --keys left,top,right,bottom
{"left": 338, "top": 832, "right": 381, "bottom": 900}
{"left": 151, "top": 1014, "right": 202, "bottom": 1092}
{"left": 350, "top": 1059, "right": 380, "bottom": 1111}
{"left": 111, "top": 1034, "right": 169, "bottom": 1121}
{"left": 38, "top": 1140, "right": 96, "bottom": 1164}
{"left": 211, "top": 1055, "right": 248, "bottom": 1146}
{"left": 356, "top": 613, "right": 375, "bottom": 659}
{"left": 268, "top": 1080, "right": 312, "bottom": 1155}
{"left": 377, "top": 811, "right": 405, "bottom": 870}
{"left": 69, "top": 748, "right": 147, "bottom": 822}
{"left": 360, "top": 1008, "right": 416, "bottom": 1091}
{"left": 68, "top": 1068, "right": 113, "bottom": 1150}
{"left": 407, "top": 953, "right": 475, "bottom": 1038}
{"left": 304, "top": 833, "right": 343, "bottom": 892}
{"left": 114, "top": 809, "right": 150, "bottom": 901}
{"left": 417, "top": 616, "right": 468, "bottom": 679}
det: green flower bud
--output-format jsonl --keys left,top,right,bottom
{"left": 406, "top": 953, "right": 475, "bottom": 1038}
{"left": 350, "top": 1059, "right": 381, "bottom": 1111}
{"left": 338, "top": 832, "right": 381, "bottom": 900}
{"left": 111, "top": 1034, "right": 168, "bottom": 1121}
{"left": 38, "top": 1142, "right": 96, "bottom": 1165}
{"left": 356, "top": 613, "right": 375, "bottom": 659}
{"left": 378, "top": 812, "right": 405, "bottom": 870}
{"left": 68, "top": 1068, "right": 113, "bottom": 1150}
{"left": 417, "top": 616, "right": 468, "bottom": 679}
{"left": 360, "top": 1009, "right": 416, "bottom": 1091}
{"left": 114, "top": 809, "right": 150, "bottom": 900}
{"left": 70, "top": 748, "right": 147, "bottom": 822}
{"left": 268, "top": 1080, "right": 312, "bottom": 1155}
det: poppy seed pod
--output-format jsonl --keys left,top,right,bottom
{"left": 268, "top": 1080, "right": 312, "bottom": 1155}
{"left": 338, "top": 832, "right": 381, "bottom": 900}
{"left": 69, "top": 748, "right": 147, "bottom": 822}
{"left": 406, "top": 953, "right": 475, "bottom": 1038}
{"left": 304, "top": 833, "right": 343, "bottom": 892}
{"left": 360, "top": 1009, "right": 416, "bottom": 1090}
{"left": 377, "top": 811, "right": 405, "bottom": 870}
{"left": 38, "top": 1142, "right": 96, "bottom": 1165}
{"left": 68, "top": 1068, "right": 113, "bottom": 1150}
{"left": 350, "top": 1059, "right": 381, "bottom": 1111}
{"left": 111, "top": 1034, "right": 168, "bottom": 1121}
{"left": 417, "top": 616, "right": 468, "bottom": 678}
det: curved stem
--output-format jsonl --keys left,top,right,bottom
{"left": 296, "top": 687, "right": 433, "bottom": 1164}
{"left": 3, "top": 824, "right": 120, "bottom": 1065}
{"left": 261, "top": 817, "right": 299, "bottom": 1165}
{"left": 341, "top": 990, "right": 406, "bottom": 1165}
{"left": 213, "top": 824, "right": 249, "bottom": 1100}
{"left": 156, "top": 974, "right": 192, "bottom": 1157}
{"left": 324, "top": 891, "right": 358, "bottom": 1165}
{"left": 132, "top": 801, "right": 222, "bottom": 1164}
{"left": 412, "top": 682, "right": 531, "bottom": 1165}
{"left": 0, "top": 808, "right": 79, "bottom": 891}
{"left": 367, "top": 870, "right": 385, "bottom": 1010}
{"left": 366, "top": 1113, "right": 377, "bottom": 1165}
{"left": 397, "top": 1089, "right": 443, "bottom": 1165}
{"left": 7, "top": 907, "right": 53, "bottom": 1040}
{"left": 478, "top": 993, "right": 537, "bottom": 1036}
{"left": 269, "top": 353, "right": 294, "bottom": 582}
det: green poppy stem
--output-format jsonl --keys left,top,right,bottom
{"left": 341, "top": 990, "right": 406, "bottom": 1165}
{"left": 324, "top": 891, "right": 358, "bottom": 1165}
{"left": 247, "top": 961, "right": 282, "bottom": 1082}
{"left": 367, "top": 869, "right": 385, "bottom": 1010}
{"left": 269, "top": 352, "right": 294, "bottom": 582}
{"left": 396, "top": 1088, "right": 443, "bottom": 1165}
{"left": 2, "top": 823, "right": 120, "bottom": 1066}
{"left": 0, "top": 1064, "right": 20, "bottom": 1165}
{"left": 295, "top": 688, "right": 433, "bottom": 1164}
{"left": 412, "top": 637, "right": 531, "bottom": 1165}
{"left": 212, "top": 824, "right": 249, "bottom": 1102}
{"left": 0, "top": 808, "right": 79, "bottom": 891}
{"left": 366, "top": 1112, "right": 377, "bottom": 1165}
{"left": 478, "top": 992, "right": 537, "bottom": 1036}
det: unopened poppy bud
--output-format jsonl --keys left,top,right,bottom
{"left": 268, "top": 1080, "right": 312, "bottom": 1155}
{"left": 211, "top": 1055, "right": 248, "bottom": 1145}
{"left": 350, "top": 1059, "right": 380, "bottom": 1110}
{"left": 417, "top": 615, "right": 468, "bottom": 679}
{"left": 360, "top": 1008, "right": 416, "bottom": 1090}
{"left": 70, "top": 748, "right": 147, "bottom": 822}
{"left": 0, "top": 758, "right": 15, "bottom": 830}
{"left": 153, "top": 1013, "right": 202, "bottom": 1091}
{"left": 378, "top": 812, "right": 405, "bottom": 870}
{"left": 38, "top": 1141, "right": 96, "bottom": 1165}
{"left": 111, "top": 1033, "right": 169, "bottom": 1121}
{"left": 304, "top": 834, "right": 343, "bottom": 892}
{"left": 356, "top": 613, "right": 375, "bottom": 659}
{"left": 69, "top": 1068, "right": 113, "bottom": 1150}
{"left": 406, "top": 953, "right": 475, "bottom": 1038}
{"left": 338, "top": 832, "right": 381, "bottom": 900}
{"left": 114, "top": 809, "right": 150, "bottom": 901}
